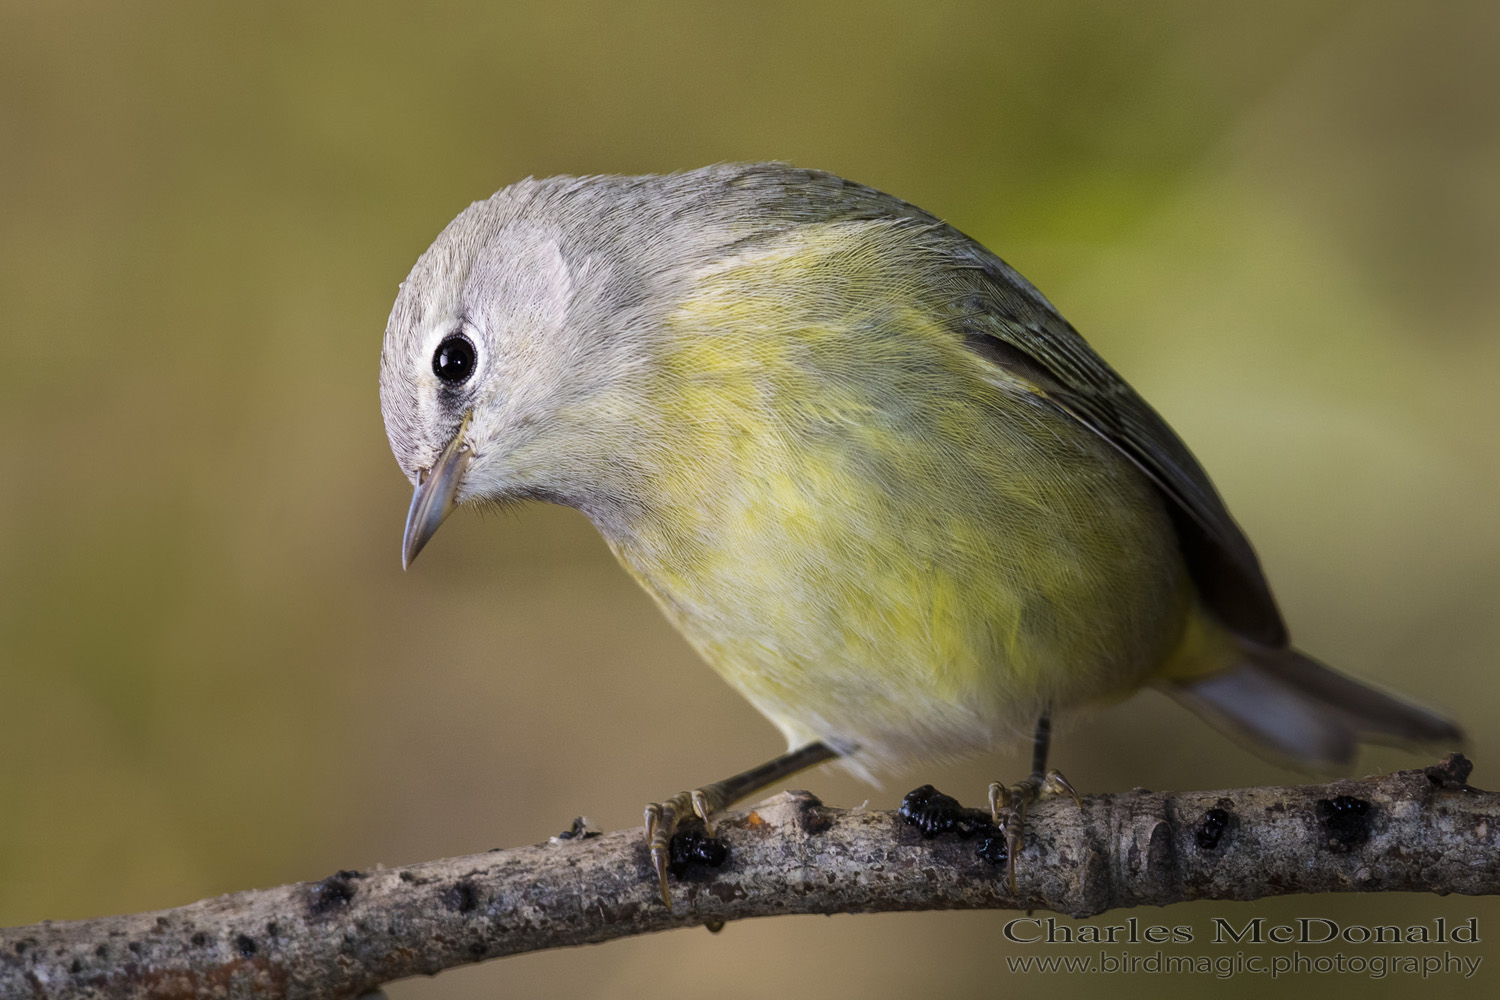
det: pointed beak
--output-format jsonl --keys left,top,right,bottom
{"left": 402, "top": 414, "right": 472, "bottom": 569}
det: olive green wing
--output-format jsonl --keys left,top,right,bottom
{"left": 720, "top": 163, "right": 1287, "bottom": 649}
{"left": 944, "top": 247, "right": 1288, "bottom": 650}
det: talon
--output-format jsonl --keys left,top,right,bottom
{"left": 1042, "top": 768, "right": 1081, "bottom": 808}
{"left": 651, "top": 844, "right": 672, "bottom": 908}
{"left": 987, "top": 781, "right": 1007, "bottom": 824}
{"left": 643, "top": 790, "right": 702, "bottom": 910}
{"left": 646, "top": 798, "right": 681, "bottom": 909}
{"left": 690, "top": 789, "right": 715, "bottom": 835}
{"left": 1006, "top": 825, "right": 1021, "bottom": 896}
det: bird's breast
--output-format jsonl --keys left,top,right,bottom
{"left": 591, "top": 241, "right": 1190, "bottom": 769}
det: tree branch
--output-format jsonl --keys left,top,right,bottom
{"left": 3, "top": 755, "right": 1492, "bottom": 1000}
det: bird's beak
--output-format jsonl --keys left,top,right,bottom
{"left": 402, "top": 413, "right": 472, "bottom": 569}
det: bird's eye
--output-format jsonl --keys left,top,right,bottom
{"left": 432, "top": 335, "right": 476, "bottom": 385}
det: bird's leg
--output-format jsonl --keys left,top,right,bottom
{"left": 988, "top": 712, "right": 1081, "bottom": 895}
{"left": 645, "top": 741, "right": 839, "bottom": 908}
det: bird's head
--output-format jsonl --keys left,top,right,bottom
{"left": 379, "top": 181, "right": 653, "bottom": 568}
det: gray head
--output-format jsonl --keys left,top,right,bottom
{"left": 378, "top": 164, "right": 937, "bottom": 566}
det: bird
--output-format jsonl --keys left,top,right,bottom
{"left": 378, "top": 162, "right": 1461, "bottom": 903}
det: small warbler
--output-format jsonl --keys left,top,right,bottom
{"left": 379, "top": 163, "right": 1460, "bottom": 902}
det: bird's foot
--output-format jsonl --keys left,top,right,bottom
{"left": 639, "top": 743, "right": 840, "bottom": 908}
{"left": 644, "top": 788, "right": 728, "bottom": 909}
{"left": 988, "top": 768, "right": 1081, "bottom": 895}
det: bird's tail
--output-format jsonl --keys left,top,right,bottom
{"left": 1165, "top": 645, "right": 1462, "bottom": 767}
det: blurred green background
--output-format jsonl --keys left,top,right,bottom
{"left": 2, "top": 1, "right": 1497, "bottom": 997}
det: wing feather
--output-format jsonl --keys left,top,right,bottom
{"left": 722, "top": 163, "right": 1288, "bottom": 648}
{"left": 949, "top": 253, "right": 1288, "bottom": 649}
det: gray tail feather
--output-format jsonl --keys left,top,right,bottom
{"left": 1167, "top": 648, "right": 1462, "bottom": 767}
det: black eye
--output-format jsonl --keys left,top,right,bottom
{"left": 432, "top": 335, "right": 476, "bottom": 385}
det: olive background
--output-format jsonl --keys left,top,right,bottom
{"left": 2, "top": 2, "right": 1498, "bottom": 997}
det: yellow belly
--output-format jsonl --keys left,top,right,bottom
{"left": 597, "top": 249, "right": 1191, "bottom": 776}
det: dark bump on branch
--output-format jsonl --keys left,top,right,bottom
{"left": 308, "top": 870, "right": 363, "bottom": 915}
{"left": 554, "top": 817, "right": 599, "bottom": 841}
{"left": 897, "top": 784, "right": 991, "bottom": 839}
{"left": 975, "top": 833, "right": 1008, "bottom": 866}
{"left": 787, "top": 790, "right": 834, "bottom": 835}
{"left": 1314, "top": 796, "right": 1373, "bottom": 853}
{"left": 666, "top": 830, "right": 729, "bottom": 877}
{"left": 1426, "top": 754, "right": 1474, "bottom": 789}
{"left": 1194, "top": 806, "right": 1233, "bottom": 851}
{"left": 443, "top": 881, "right": 479, "bottom": 914}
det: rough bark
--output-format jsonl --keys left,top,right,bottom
{"left": 2, "top": 755, "right": 1493, "bottom": 1000}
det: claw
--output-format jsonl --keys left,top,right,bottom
{"left": 1041, "top": 768, "right": 1081, "bottom": 808}
{"left": 691, "top": 789, "right": 715, "bottom": 835}
{"left": 645, "top": 798, "right": 681, "bottom": 908}
{"left": 651, "top": 850, "right": 672, "bottom": 908}
{"left": 1004, "top": 820, "right": 1023, "bottom": 896}
{"left": 987, "top": 781, "right": 1008, "bottom": 824}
